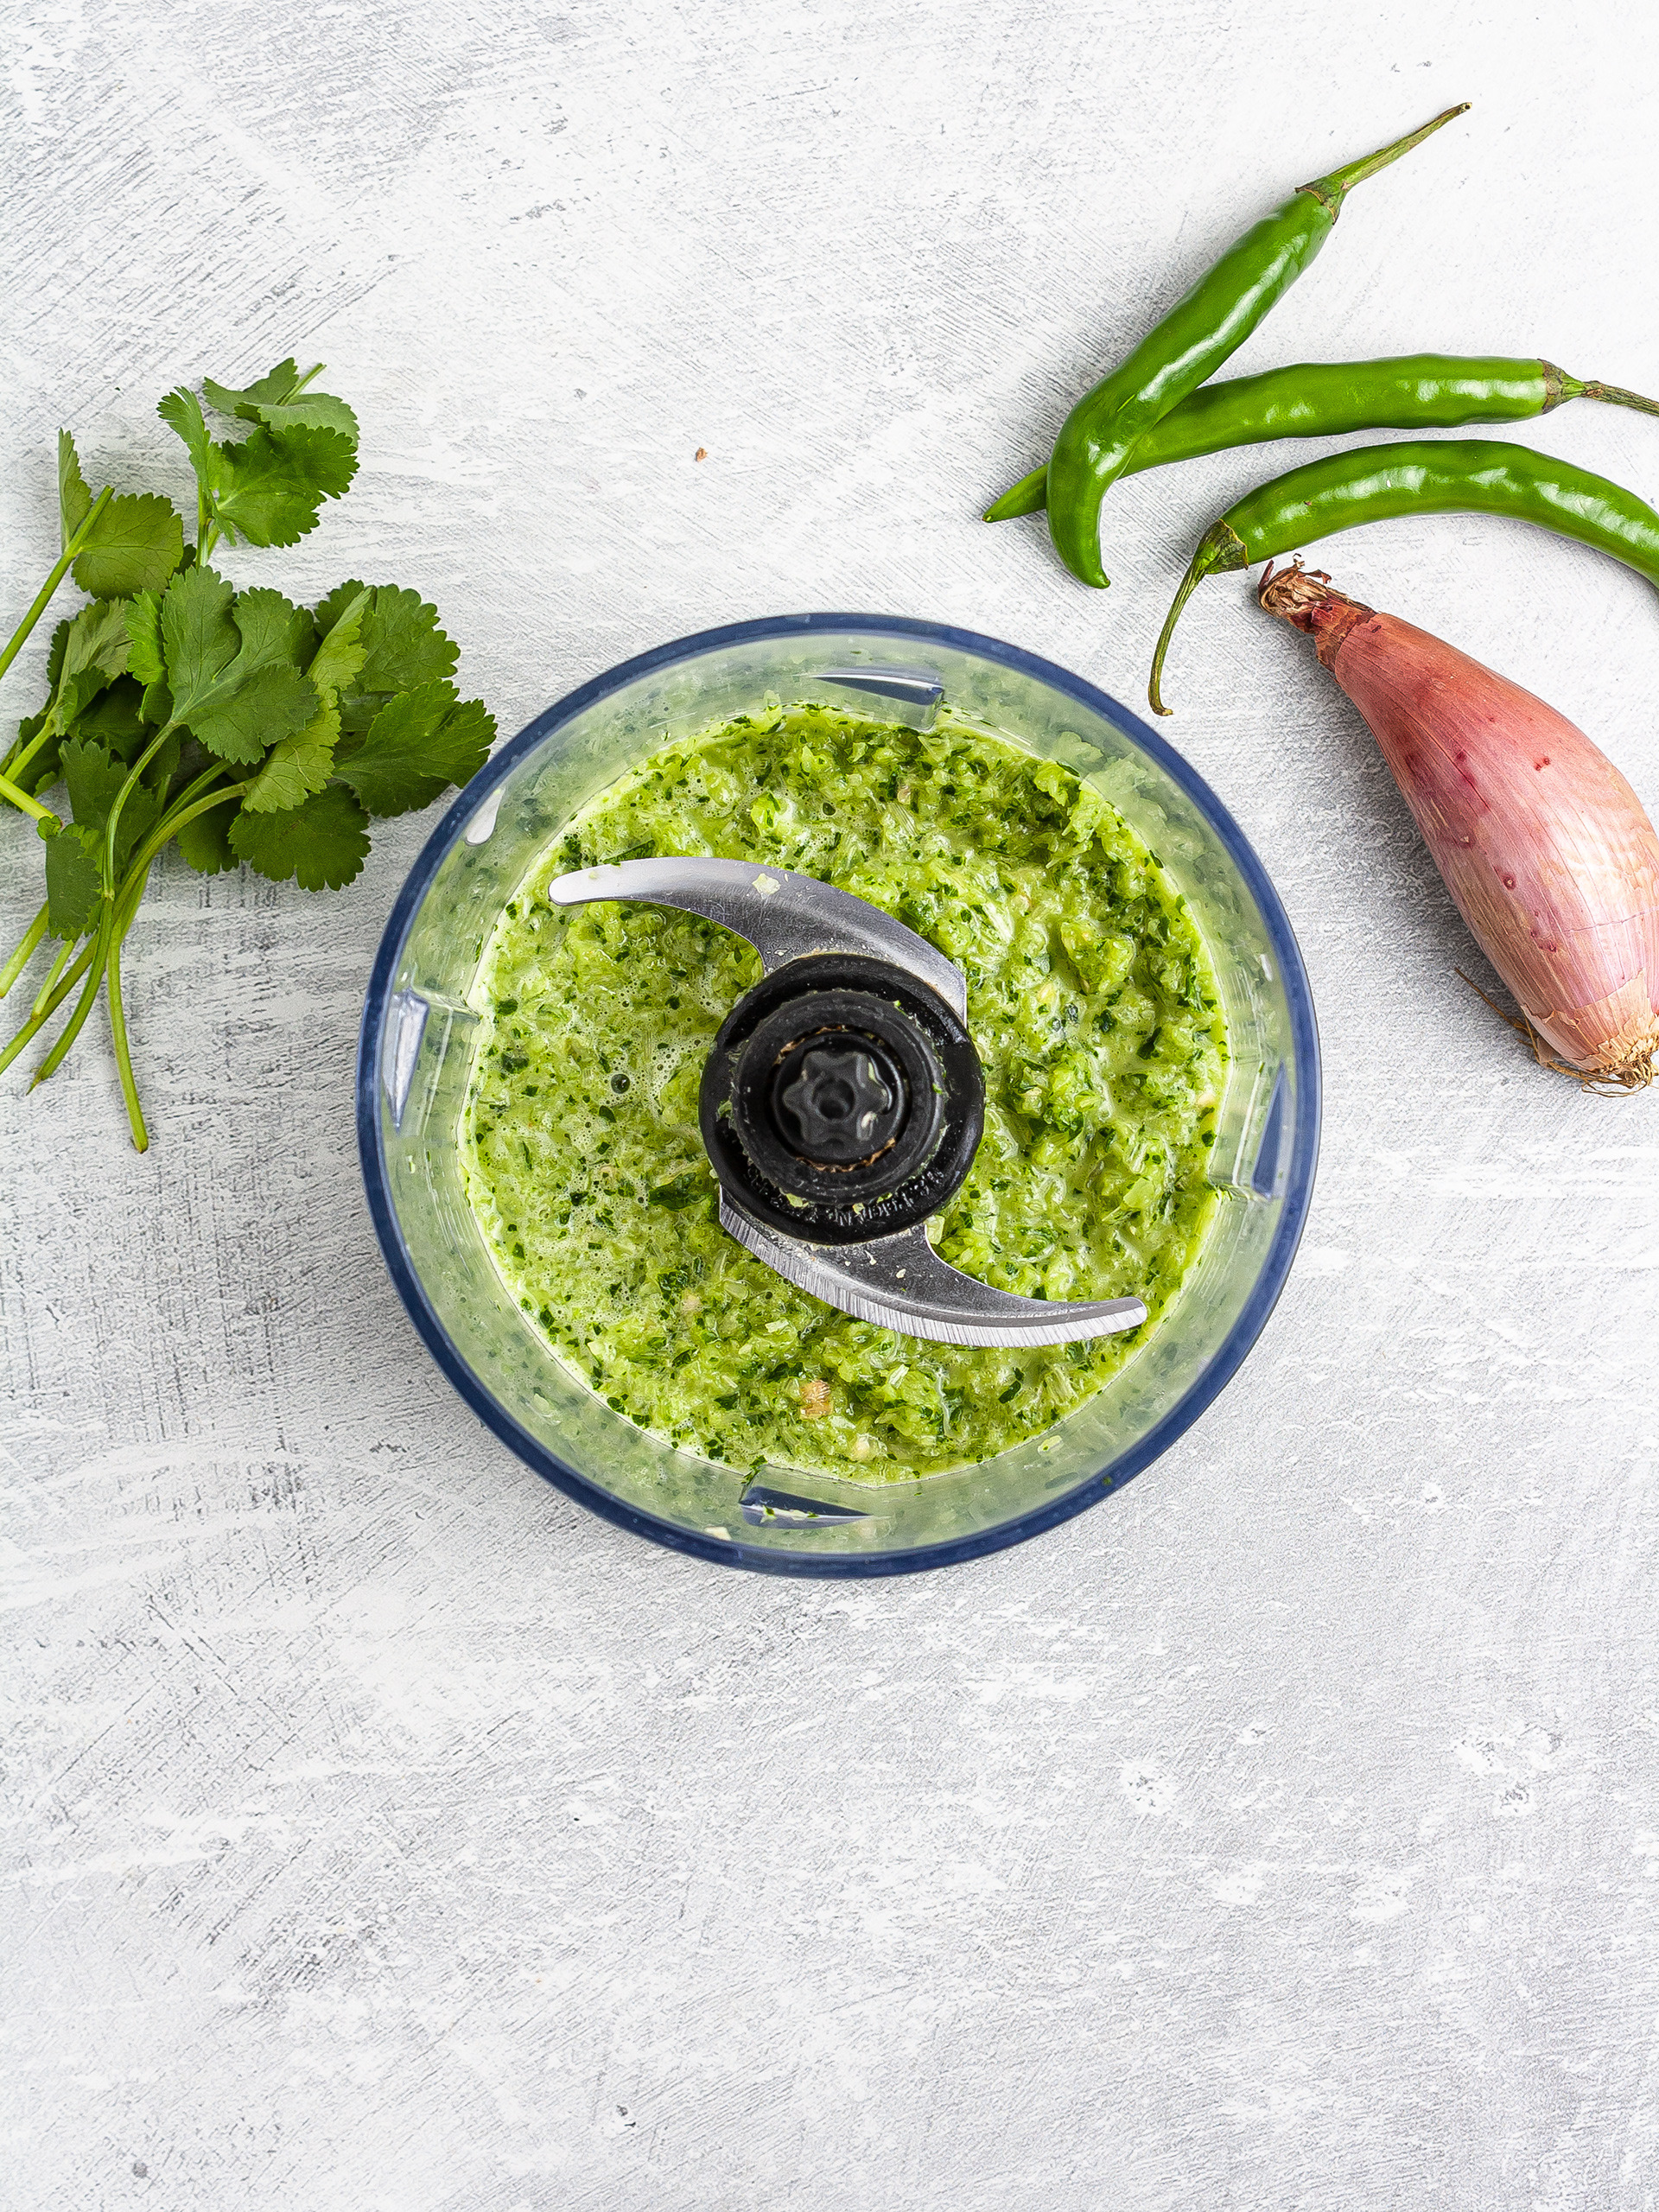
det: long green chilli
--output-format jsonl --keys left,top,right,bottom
{"left": 985, "top": 357, "right": 1659, "bottom": 522}
{"left": 1147, "top": 439, "right": 1659, "bottom": 714}
{"left": 1043, "top": 105, "right": 1469, "bottom": 588}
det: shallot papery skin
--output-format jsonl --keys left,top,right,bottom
{"left": 1259, "top": 563, "right": 1659, "bottom": 1086}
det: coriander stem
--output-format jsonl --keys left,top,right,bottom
{"left": 31, "top": 907, "right": 111, "bottom": 1085}
{"left": 0, "top": 932, "right": 97, "bottom": 1077}
{"left": 3, "top": 852, "right": 151, "bottom": 1084}
{"left": 0, "top": 486, "right": 113, "bottom": 690}
{"left": 197, "top": 484, "right": 219, "bottom": 566}
{"left": 31, "top": 933, "right": 76, "bottom": 1016}
{"left": 119, "top": 777, "right": 251, "bottom": 892}
{"left": 0, "top": 768, "right": 60, "bottom": 826}
{"left": 3, "top": 773, "right": 251, "bottom": 1098}
{"left": 103, "top": 721, "right": 175, "bottom": 887}
{"left": 0, "top": 904, "right": 48, "bottom": 998}
{"left": 4, "top": 624, "right": 81, "bottom": 791}
{"left": 105, "top": 884, "right": 150, "bottom": 1150}
{"left": 134, "top": 762, "right": 229, "bottom": 856}
{"left": 4, "top": 721, "right": 54, "bottom": 790}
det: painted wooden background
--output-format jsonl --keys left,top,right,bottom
{"left": 5, "top": 3, "right": 1657, "bottom": 2204}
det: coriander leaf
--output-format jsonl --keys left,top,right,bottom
{"left": 158, "top": 385, "right": 214, "bottom": 488}
{"left": 230, "top": 783, "right": 371, "bottom": 890}
{"left": 248, "top": 391, "right": 359, "bottom": 441}
{"left": 74, "top": 677, "right": 149, "bottom": 764}
{"left": 159, "top": 564, "right": 238, "bottom": 728}
{"left": 243, "top": 700, "right": 340, "bottom": 814}
{"left": 312, "top": 578, "right": 366, "bottom": 635}
{"left": 202, "top": 359, "right": 304, "bottom": 410}
{"left": 43, "top": 617, "right": 71, "bottom": 691}
{"left": 126, "top": 591, "right": 165, "bottom": 686}
{"left": 60, "top": 736, "right": 127, "bottom": 833}
{"left": 35, "top": 599, "right": 136, "bottom": 742}
{"left": 202, "top": 360, "right": 359, "bottom": 442}
{"left": 333, "top": 681, "right": 493, "bottom": 817}
{"left": 9, "top": 709, "right": 56, "bottom": 795}
{"left": 73, "top": 493, "right": 185, "bottom": 598}
{"left": 242, "top": 699, "right": 339, "bottom": 814}
{"left": 48, "top": 675, "right": 107, "bottom": 749}
{"left": 10, "top": 603, "right": 137, "bottom": 795}
{"left": 161, "top": 386, "right": 354, "bottom": 548}
{"left": 317, "top": 582, "right": 458, "bottom": 693}
{"left": 26, "top": 677, "right": 155, "bottom": 800}
{"left": 44, "top": 824, "right": 102, "bottom": 938}
{"left": 241, "top": 588, "right": 367, "bottom": 815}
{"left": 59, "top": 429, "right": 92, "bottom": 550}
{"left": 306, "top": 586, "right": 370, "bottom": 696}
{"left": 61, "top": 598, "right": 134, "bottom": 690}
{"left": 175, "top": 801, "right": 237, "bottom": 876}
{"left": 159, "top": 566, "right": 316, "bottom": 766}
{"left": 212, "top": 425, "right": 357, "bottom": 547}
{"left": 228, "top": 587, "right": 315, "bottom": 672}
{"left": 60, "top": 736, "right": 162, "bottom": 874}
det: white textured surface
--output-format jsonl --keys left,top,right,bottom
{"left": 5, "top": 4, "right": 1659, "bottom": 2205}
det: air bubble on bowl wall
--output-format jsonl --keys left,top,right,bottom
{"left": 1249, "top": 1064, "right": 1291, "bottom": 1199}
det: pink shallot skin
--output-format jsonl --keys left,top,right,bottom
{"left": 1260, "top": 564, "right": 1659, "bottom": 1082}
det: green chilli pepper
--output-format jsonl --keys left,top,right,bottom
{"left": 985, "top": 357, "right": 1659, "bottom": 523}
{"left": 1043, "top": 105, "right": 1469, "bottom": 589}
{"left": 1147, "top": 438, "right": 1659, "bottom": 714}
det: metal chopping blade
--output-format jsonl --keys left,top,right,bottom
{"left": 550, "top": 857, "right": 967, "bottom": 1014}
{"left": 548, "top": 857, "right": 1147, "bottom": 1349}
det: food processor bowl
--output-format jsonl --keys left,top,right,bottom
{"left": 358, "top": 615, "right": 1319, "bottom": 1575}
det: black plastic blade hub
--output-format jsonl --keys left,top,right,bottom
{"left": 698, "top": 953, "right": 984, "bottom": 1244}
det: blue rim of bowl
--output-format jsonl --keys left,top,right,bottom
{"left": 358, "top": 613, "right": 1320, "bottom": 1577}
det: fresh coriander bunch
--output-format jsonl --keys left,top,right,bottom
{"left": 0, "top": 360, "right": 494, "bottom": 1149}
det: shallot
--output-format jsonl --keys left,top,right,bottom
{"left": 1259, "top": 563, "right": 1659, "bottom": 1090}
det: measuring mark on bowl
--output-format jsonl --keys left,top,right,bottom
{"left": 466, "top": 789, "right": 504, "bottom": 845}
{"left": 739, "top": 1478, "right": 880, "bottom": 1528}
{"left": 383, "top": 990, "right": 431, "bottom": 1127}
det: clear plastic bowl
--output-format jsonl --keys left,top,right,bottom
{"left": 358, "top": 615, "right": 1319, "bottom": 1575}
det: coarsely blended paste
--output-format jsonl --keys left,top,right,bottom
{"left": 462, "top": 704, "right": 1227, "bottom": 1478}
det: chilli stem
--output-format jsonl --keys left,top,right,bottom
{"left": 1309, "top": 105, "right": 1471, "bottom": 207}
{"left": 1147, "top": 521, "right": 1248, "bottom": 716}
{"left": 1582, "top": 381, "right": 1659, "bottom": 419}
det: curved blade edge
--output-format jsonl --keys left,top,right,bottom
{"left": 721, "top": 1199, "right": 1147, "bottom": 1349}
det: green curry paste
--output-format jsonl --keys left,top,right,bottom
{"left": 462, "top": 703, "right": 1227, "bottom": 1479}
